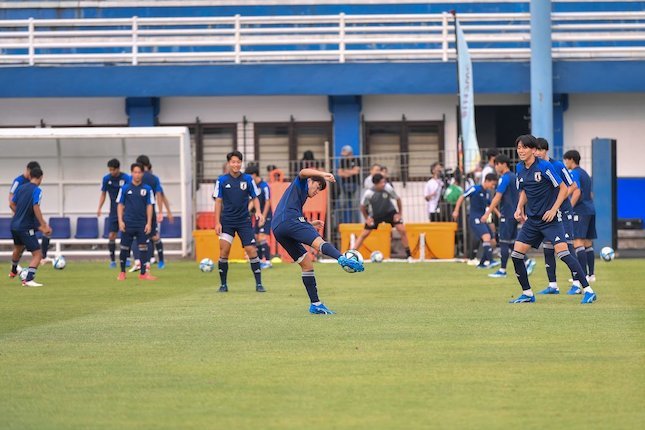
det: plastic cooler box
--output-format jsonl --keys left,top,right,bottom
{"left": 192, "top": 230, "right": 246, "bottom": 262}
{"left": 406, "top": 222, "right": 458, "bottom": 259}
{"left": 339, "top": 223, "right": 392, "bottom": 260}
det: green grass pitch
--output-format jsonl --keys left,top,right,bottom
{"left": 1, "top": 258, "right": 644, "bottom": 429}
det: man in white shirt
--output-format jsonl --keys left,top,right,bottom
{"left": 363, "top": 163, "right": 382, "bottom": 190}
{"left": 481, "top": 149, "right": 498, "bottom": 184}
{"left": 424, "top": 162, "right": 444, "bottom": 221}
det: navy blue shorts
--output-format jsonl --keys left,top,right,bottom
{"left": 573, "top": 214, "right": 597, "bottom": 240}
{"left": 151, "top": 214, "right": 159, "bottom": 237}
{"left": 221, "top": 220, "right": 256, "bottom": 247}
{"left": 469, "top": 217, "right": 491, "bottom": 239}
{"left": 255, "top": 216, "right": 272, "bottom": 235}
{"left": 272, "top": 218, "right": 320, "bottom": 262}
{"left": 120, "top": 227, "right": 149, "bottom": 249}
{"left": 11, "top": 229, "right": 40, "bottom": 252}
{"left": 107, "top": 214, "right": 119, "bottom": 233}
{"left": 517, "top": 217, "right": 568, "bottom": 249}
{"left": 562, "top": 210, "right": 575, "bottom": 243}
{"left": 498, "top": 215, "right": 518, "bottom": 243}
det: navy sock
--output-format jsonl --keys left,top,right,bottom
{"left": 147, "top": 239, "right": 154, "bottom": 263}
{"left": 543, "top": 244, "right": 557, "bottom": 282}
{"left": 500, "top": 242, "right": 510, "bottom": 269}
{"left": 250, "top": 257, "right": 262, "bottom": 286}
{"left": 132, "top": 238, "right": 140, "bottom": 260}
{"left": 512, "top": 250, "right": 531, "bottom": 291}
{"left": 259, "top": 241, "right": 270, "bottom": 261}
{"left": 256, "top": 240, "right": 265, "bottom": 260}
{"left": 405, "top": 247, "right": 411, "bottom": 258}
{"left": 482, "top": 242, "right": 492, "bottom": 264}
{"left": 119, "top": 247, "right": 129, "bottom": 272}
{"left": 218, "top": 258, "right": 229, "bottom": 286}
{"left": 139, "top": 244, "right": 149, "bottom": 275}
{"left": 41, "top": 236, "right": 50, "bottom": 258}
{"left": 558, "top": 250, "right": 589, "bottom": 287}
{"left": 575, "top": 246, "right": 588, "bottom": 277}
{"left": 302, "top": 270, "right": 320, "bottom": 303}
{"left": 586, "top": 247, "right": 595, "bottom": 276}
{"left": 25, "top": 266, "right": 37, "bottom": 282}
{"left": 155, "top": 240, "right": 164, "bottom": 263}
{"left": 108, "top": 240, "right": 116, "bottom": 262}
{"left": 11, "top": 259, "right": 19, "bottom": 274}
{"left": 320, "top": 242, "right": 342, "bottom": 260}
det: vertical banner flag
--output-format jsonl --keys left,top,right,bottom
{"left": 455, "top": 19, "right": 480, "bottom": 172}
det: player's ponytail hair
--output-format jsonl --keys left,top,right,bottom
{"left": 311, "top": 176, "right": 327, "bottom": 191}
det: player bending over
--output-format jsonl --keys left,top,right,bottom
{"left": 352, "top": 173, "right": 412, "bottom": 260}
{"left": 271, "top": 168, "right": 364, "bottom": 315}
{"left": 8, "top": 166, "right": 51, "bottom": 287}
{"left": 510, "top": 135, "right": 595, "bottom": 304}
{"left": 97, "top": 158, "right": 130, "bottom": 268}
{"left": 116, "top": 163, "right": 156, "bottom": 281}
{"left": 213, "top": 151, "right": 265, "bottom": 293}
{"left": 452, "top": 173, "right": 500, "bottom": 269}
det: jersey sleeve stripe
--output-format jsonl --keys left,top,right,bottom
{"left": 213, "top": 180, "right": 220, "bottom": 199}
{"left": 561, "top": 168, "right": 574, "bottom": 186}
{"left": 545, "top": 170, "right": 559, "bottom": 187}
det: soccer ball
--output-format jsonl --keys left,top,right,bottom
{"left": 342, "top": 249, "right": 364, "bottom": 273}
{"left": 199, "top": 258, "right": 215, "bottom": 272}
{"left": 53, "top": 256, "right": 66, "bottom": 270}
{"left": 370, "top": 250, "right": 384, "bottom": 263}
{"left": 600, "top": 246, "right": 615, "bottom": 262}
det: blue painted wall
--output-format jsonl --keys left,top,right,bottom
{"left": 618, "top": 178, "right": 645, "bottom": 225}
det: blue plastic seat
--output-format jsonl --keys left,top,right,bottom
{"left": 75, "top": 217, "right": 99, "bottom": 239}
{"left": 0, "top": 217, "right": 12, "bottom": 239}
{"left": 49, "top": 217, "right": 71, "bottom": 239}
{"left": 160, "top": 216, "right": 182, "bottom": 238}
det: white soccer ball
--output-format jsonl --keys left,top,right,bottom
{"left": 342, "top": 249, "right": 364, "bottom": 273}
{"left": 370, "top": 250, "right": 384, "bottom": 263}
{"left": 19, "top": 268, "right": 28, "bottom": 281}
{"left": 199, "top": 258, "right": 215, "bottom": 272}
{"left": 53, "top": 256, "right": 66, "bottom": 270}
{"left": 600, "top": 246, "right": 615, "bottom": 262}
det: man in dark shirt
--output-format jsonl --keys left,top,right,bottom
{"left": 337, "top": 145, "right": 361, "bottom": 223}
{"left": 97, "top": 158, "right": 130, "bottom": 268}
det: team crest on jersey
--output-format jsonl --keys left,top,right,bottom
{"left": 140, "top": 189, "right": 147, "bottom": 196}
{"left": 534, "top": 172, "right": 542, "bottom": 182}
{"left": 382, "top": 192, "right": 389, "bottom": 199}
{"left": 298, "top": 216, "right": 306, "bottom": 223}
{"left": 119, "top": 180, "right": 125, "bottom": 186}
{"left": 240, "top": 182, "right": 247, "bottom": 190}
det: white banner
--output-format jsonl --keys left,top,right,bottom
{"left": 456, "top": 19, "right": 480, "bottom": 173}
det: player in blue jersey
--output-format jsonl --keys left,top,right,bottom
{"left": 9, "top": 166, "right": 52, "bottom": 287}
{"left": 97, "top": 159, "right": 130, "bottom": 268}
{"left": 564, "top": 150, "right": 597, "bottom": 288}
{"left": 272, "top": 168, "right": 364, "bottom": 315}
{"left": 452, "top": 173, "right": 500, "bottom": 269}
{"left": 213, "top": 151, "right": 265, "bottom": 293}
{"left": 535, "top": 138, "right": 578, "bottom": 294}
{"left": 481, "top": 154, "right": 524, "bottom": 278}
{"left": 8, "top": 161, "right": 51, "bottom": 263}
{"left": 245, "top": 165, "right": 273, "bottom": 269}
{"left": 510, "top": 135, "right": 595, "bottom": 304}
{"left": 116, "top": 163, "right": 156, "bottom": 282}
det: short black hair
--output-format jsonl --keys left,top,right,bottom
{"left": 372, "top": 173, "right": 385, "bottom": 184}
{"left": 245, "top": 165, "right": 259, "bottom": 176}
{"left": 227, "top": 151, "right": 243, "bottom": 162}
{"left": 27, "top": 161, "right": 40, "bottom": 170}
{"left": 30, "top": 167, "right": 43, "bottom": 179}
{"left": 130, "top": 162, "right": 144, "bottom": 172}
{"left": 107, "top": 158, "right": 120, "bottom": 169}
{"left": 486, "top": 149, "right": 499, "bottom": 159}
{"left": 515, "top": 134, "right": 538, "bottom": 149}
{"left": 536, "top": 137, "right": 549, "bottom": 151}
{"left": 310, "top": 176, "right": 327, "bottom": 191}
{"left": 484, "top": 173, "right": 498, "bottom": 182}
{"left": 430, "top": 161, "right": 442, "bottom": 172}
{"left": 494, "top": 154, "right": 511, "bottom": 167}
{"left": 136, "top": 155, "right": 151, "bottom": 168}
{"left": 266, "top": 164, "right": 277, "bottom": 172}
{"left": 563, "top": 150, "right": 581, "bottom": 165}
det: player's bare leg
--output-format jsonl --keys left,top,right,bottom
{"left": 352, "top": 229, "right": 371, "bottom": 251}
{"left": 393, "top": 215, "right": 412, "bottom": 260}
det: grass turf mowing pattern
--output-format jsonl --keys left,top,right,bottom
{"left": 1, "top": 259, "right": 643, "bottom": 429}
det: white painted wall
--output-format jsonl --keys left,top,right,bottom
{"left": 0, "top": 98, "right": 127, "bottom": 126}
{"left": 564, "top": 93, "right": 645, "bottom": 177}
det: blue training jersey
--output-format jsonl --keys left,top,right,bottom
{"left": 496, "top": 171, "right": 519, "bottom": 217}
{"left": 142, "top": 171, "right": 163, "bottom": 213}
{"left": 549, "top": 158, "right": 574, "bottom": 212}
{"left": 271, "top": 176, "right": 309, "bottom": 229}
{"left": 213, "top": 173, "right": 258, "bottom": 224}
{"left": 101, "top": 172, "right": 130, "bottom": 216}
{"left": 116, "top": 182, "right": 154, "bottom": 229}
{"left": 569, "top": 166, "right": 595, "bottom": 215}
{"left": 10, "top": 174, "right": 30, "bottom": 195}
{"left": 463, "top": 184, "right": 489, "bottom": 219}
{"left": 257, "top": 180, "right": 272, "bottom": 217}
{"left": 11, "top": 182, "right": 42, "bottom": 231}
{"left": 516, "top": 158, "right": 562, "bottom": 218}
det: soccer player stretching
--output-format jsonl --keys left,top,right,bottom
{"left": 213, "top": 151, "right": 265, "bottom": 293}
{"left": 97, "top": 158, "right": 130, "bottom": 268}
{"left": 510, "top": 135, "right": 595, "bottom": 304}
{"left": 116, "top": 163, "right": 156, "bottom": 281}
{"left": 9, "top": 166, "right": 51, "bottom": 287}
{"left": 271, "top": 168, "right": 364, "bottom": 315}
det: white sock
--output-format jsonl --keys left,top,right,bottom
{"left": 523, "top": 289, "right": 534, "bottom": 297}
{"left": 573, "top": 280, "right": 581, "bottom": 287}
{"left": 499, "top": 268, "right": 506, "bottom": 273}
{"left": 312, "top": 301, "right": 321, "bottom": 306}
{"left": 583, "top": 286, "right": 594, "bottom": 293}
{"left": 549, "top": 282, "right": 558, "bottom": 289}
